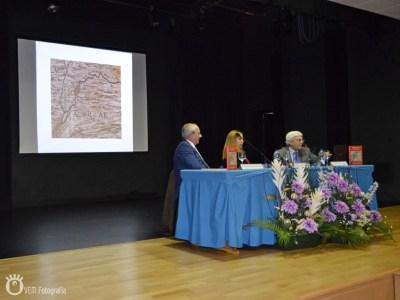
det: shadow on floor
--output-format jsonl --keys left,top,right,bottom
{"left": 0, "top": 198, "right": 167, "bottom": 259}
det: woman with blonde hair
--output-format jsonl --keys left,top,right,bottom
{"left": 221, "top": 130, "right": 249, "bottom": 168}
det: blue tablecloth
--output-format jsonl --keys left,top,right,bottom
{"left": 175, "top": 165, "right": 377, "bottom": 249}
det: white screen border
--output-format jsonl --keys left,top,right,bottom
{"left": 18, "top": 38, "right": 148, "bottom": 153}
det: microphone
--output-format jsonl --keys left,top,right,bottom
{"left": 244, "top": 139, "right": 271, "bottom": 164}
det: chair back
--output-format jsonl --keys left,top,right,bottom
{"left": 162, "top": 169, "right": 177, "bottom": 234}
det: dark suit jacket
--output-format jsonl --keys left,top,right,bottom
{"left": 275, "top": 146, "right": 320, "bottom": 165}
{"left": 173, "top": 140, "right": 209, "bottom": 191}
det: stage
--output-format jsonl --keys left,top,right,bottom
{"left": 1, "top": 206, "right": 399, "bottom": 299}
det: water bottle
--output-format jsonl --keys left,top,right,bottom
{"left": 284, "top": 152, "right": 290, "bottom": 166}
{"left": 319, "top": 149, "right": 325, "bottom": 166}
{"left": 325, "top": 150, "right": 331, "bottom": 166}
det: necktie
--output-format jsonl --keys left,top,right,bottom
{"left": 293, "top": 151, "right": 300, "bottom": 163}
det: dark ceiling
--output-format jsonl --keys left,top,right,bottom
{"left": 6, "top": 0, "right": 400, "bottom": 34}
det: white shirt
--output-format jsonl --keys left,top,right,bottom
{"left": 185, "top": 139, "right": 196, "bottom": 149}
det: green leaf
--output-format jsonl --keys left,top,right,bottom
{"left": 367, "top": 221, "right": 394, "bottom": 240}
{"left": 345, "top": 227, "right": 370, "bottom": 247}
{"left": 253, "top": 220, "right": 291, "bottom": 248}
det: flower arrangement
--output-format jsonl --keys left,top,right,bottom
{"left": 255, "top": 160, "right": 324, "bottom": 249}
{"left": 255, "top": 160, "right": 393, "bottom": 249}
{"left": 317, "top": 170, "right": 393, "bottom": 246}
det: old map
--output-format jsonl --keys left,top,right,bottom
{"left": 51, "top": 59, "right": 121, "bottom": 138}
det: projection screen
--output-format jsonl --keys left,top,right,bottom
{"left": 18, "top": 38, "right": 148, "bottom": 153}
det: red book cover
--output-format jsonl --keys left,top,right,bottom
{"left": 226, "top": 145, "right": 238, "bottom": 170}
{"left": 348, "top": 145, "right": 363, "bottom": 165}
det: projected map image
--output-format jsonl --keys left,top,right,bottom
{"left": 51, "top": 59, "right": 121, "bottom": 138}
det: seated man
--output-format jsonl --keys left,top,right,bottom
{"left": 163, "top": 123, "right": 209, "bottom": 235}
{"left": 173, "top": 123, "right": 209, "bottom": 192}
{"left": 275, "top": 130, "right": 319, "bottom": 165}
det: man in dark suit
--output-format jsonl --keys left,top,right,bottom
{"left": 173, "top": 123, "right": 209, "bottom": 191}
{"left": 162, "top": 123, "right": 208, "bottom": 235}
{"left": 274, "top": 130, "right": 320, "bottom": 165}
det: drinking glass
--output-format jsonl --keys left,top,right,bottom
{"left": 273, "top": 151, "right": 281, "bottom": 161}
{"left": 238, "top": 152, "right": 247, "bottom": 164}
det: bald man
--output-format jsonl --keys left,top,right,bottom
{"left": 274, "top": 130, "right": 319, "bottom": 165}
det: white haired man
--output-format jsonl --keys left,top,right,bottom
{"left": 274, "top": 130, "right": 319, "bottom": 165}
{"left": 163, "top": 123, "right": 209, "bottom": 235}
{"left": 173, "top": 123, "right": 209, "bottom": 191}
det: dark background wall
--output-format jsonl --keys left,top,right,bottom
{"left": 347, "top": 26, "right": 400, "bottom": 205}
{"left": 0, "top": 0, "right": 11, "bottom": 211}
{"left": 5, "top": 1, "right": 177, "bottom": 207}
{"left": 1, "top": 0, "right": 400, "bottom": 210}
{"left": 280, "top": 26, "right": 327, "bottom": 150}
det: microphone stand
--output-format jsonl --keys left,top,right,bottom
{"left": 244, "top": 139, "right": 271, "bottom": 165}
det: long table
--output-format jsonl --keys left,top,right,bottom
{"left": 175, "top": 165, "right": 378, "bottom": 249}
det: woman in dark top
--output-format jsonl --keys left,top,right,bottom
{"left": 221, "top": 130, "right": 250, "bottom": 168}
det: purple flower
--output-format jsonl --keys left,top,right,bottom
{"left": 321, "top": 208, "right": 336, "bottom": 222}
{"left": 369, "top": 210, "right": 382, "bottom": 222}
{"left": 303, "top": 198, "right": 312, "bottom": 209}
{"left": 336, "top": 178, "right": 349, "bottom": 193}
{"left": 327, "top": 172, "right": 339, "bottom": 186}
{"left": 282, "top": 200, "right": 298, "bottom": 215}
{"left": 352, "top": 200, "right": 365, "bottom": 216}
{"left": 321, "top": 187, "right": 332, "bottom": 200}
{"left": 349, "top": 183, "right": 362, "bottom": 197}
{"left": 334, "top": 201, "right": 349, "bottom": 214}
{"left": 350, "top": 213, "right": 357, "bottom": 221}
{"left": 291, "top": 180, "right": 305, "bottom": 194}
{"left": 303, "top": 218, "right": 318, "bottom": 233}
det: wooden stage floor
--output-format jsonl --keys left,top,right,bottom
{"left": 1, "top": 206, "right": 399, "bottom": 300}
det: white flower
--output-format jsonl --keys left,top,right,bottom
{"left": 271, "top": 159, "right": 286, "bottom": 200}
{"left": 295, "top": 219, "right": 305, "bottom": 231}
{"left": 364, "top": 182, "right": 379, "bottom": 204}
{"left": 356, "top": 212, "right": 369, "bottom": 227}
{"left": 294, "top": 165, "right": 308, "bottom": 187}
{"left": 305, "top": 188, "right": 324, "bottom": 217}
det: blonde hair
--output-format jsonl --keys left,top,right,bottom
{"left": 222, "top": 130, "right": 244, "bottom": 160}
